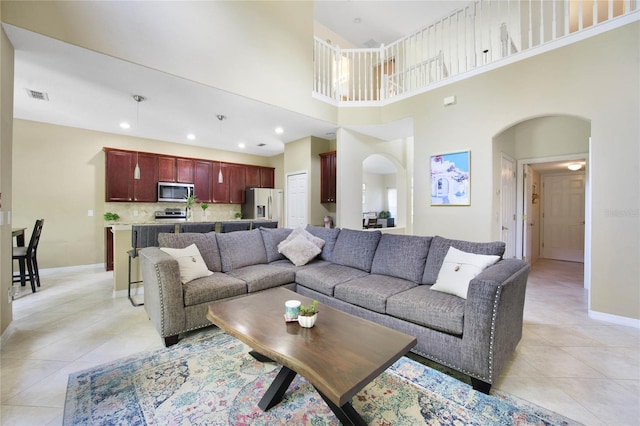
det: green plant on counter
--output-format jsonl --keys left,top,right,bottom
{"left": 103, "top": 212, "right": 120, "bottom": 221}
{"left": 200, "top": 202, "right": 209, "bottom": 211}
{"left": 234, "top": 212, "right": 242, "bottom": 219}
{"left": 378, "top": 210, "right": 391, "bottom": 219}
{"left": 299, "top": 300, "right": 319, "bottom": 316}
{"left": 185, "top": 195, "right": 197, "bottom": 209}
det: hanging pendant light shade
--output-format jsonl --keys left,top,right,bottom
{"left": 133, "top": 95, "right": 146, "bottom": 180}
{"left": 217, "top": 115, "right": 226, "bottom": 183}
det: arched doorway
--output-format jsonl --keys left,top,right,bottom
{"left": 362, "top": 154, "right": 398, "bottom": 229}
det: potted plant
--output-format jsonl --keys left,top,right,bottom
{"left": 185, "top": 195, "right": 197, "bottom": 221}
{"left": 200, "top": 202, "right": 209, "bottom": 220}
{"left": 103, "top": 212, "right": 120, "bottom": 222}
{"left": 298, "top": 300, "right": 318, "bottom": 328}
{"left": 234, "top": 212, "right": 242, "bottom": 219}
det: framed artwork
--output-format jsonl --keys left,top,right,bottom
{"left": 430, "top": 150, "right": 470, "bottom": 206}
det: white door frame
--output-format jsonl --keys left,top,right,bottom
{"left": 516, "top": 152, "right": 590, "bottom": 289}
{"left": 500, "top": 153, "right": 517, "bottom": 258}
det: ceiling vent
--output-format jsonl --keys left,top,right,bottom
{"left": 26, "top": 89, "right": 49, "bottom": 101}
{"left": 364, "top": 39, "right": 379, "bottom": 48}
{"left": 257, "top": 143, "right": 267, "bottom": 147}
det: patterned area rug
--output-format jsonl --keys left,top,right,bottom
{"left": 64, "top": 329, "right": 581, "bottom": 425}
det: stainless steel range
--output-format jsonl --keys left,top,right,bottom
{"left": 154, "top": 208, "right": 187, "bottom": 221}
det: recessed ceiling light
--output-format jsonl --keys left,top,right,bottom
{"left": 238, "top": 143, "right": 245, "bottom": 149}
{"left": 275, "top": 127, "right": 284, "bottom": 134}
{"left": 567, "top": 163, "right": 582, "bottom": 171}
{"left": 120, "top": 122, "right": 131, "bottom": 129}
{"left": 187, "top": 133, "right": 196, "bottom": 140}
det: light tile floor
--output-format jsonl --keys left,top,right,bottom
{"left": 1, "top": 259, "right": 639, "bottom": 425}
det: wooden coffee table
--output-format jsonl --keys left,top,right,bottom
{"left": 206, "top": 287, "right": 417, "bottom": 425}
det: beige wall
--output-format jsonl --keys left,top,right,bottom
{"left": 11, "top": 119, "right": 278, "bottom": 269}
{"left": 337, "top": 23, "right": 639, "bottom": 321}
{"left": 1, "top": 20, "right": 15, "bottom": 333}
{"left": 283, "top": 136, "right": 332, "bottom": 227}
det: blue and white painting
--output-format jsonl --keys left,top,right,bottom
{"left": 430, "top": 151, "right": 470, "bottom": 205}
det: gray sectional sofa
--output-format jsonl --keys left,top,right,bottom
{"left": 139, "top": 225, "right": 530, "bottom": 393}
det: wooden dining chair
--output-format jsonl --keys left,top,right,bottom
{"left": 12, "top": 219, "right": 45, "bottom": 293}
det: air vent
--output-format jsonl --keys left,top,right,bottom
{"left": 26, "top": 89, "right": 49, "bottom": 101}
{"left": 257, "top": 143, "right": 266, "bottom": 147}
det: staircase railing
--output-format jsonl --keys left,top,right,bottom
{"left": 313, "top": 0, "right": 639, "bottom": 105}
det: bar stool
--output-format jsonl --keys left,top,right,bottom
{"left": 12, "top": 219, "right": 45, "bottom": 293}
{"left": 128, "top": 224, "right": 175, "bottom": 306}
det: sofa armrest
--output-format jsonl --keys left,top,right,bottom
{"left": 461, "top": 259, "right": 530, "bottom": 383}
{"left": 139, "top": 247, "right": 186, "bottom": 339}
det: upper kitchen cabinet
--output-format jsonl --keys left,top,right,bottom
{"left": 320, "top": 150, "right": 336, "bottom": 203}
{"left": 245, "top": 166, "right": 275, "bottom": 188}
{"left": 105, "top": 149, "right": 158, "bottom": 202}
{"left": 176, "top": 158, "right": 194, "bottom": 183}
{"left": 228, "top": 164, "right": 246, "bottom": 204}
{"left": 193, "top": 160, "right": 213, "bottom": 203}
{"left": 211, "top": 162, "right": 229, "bottom": 204}
{"left": 158, "top": 156, "right": 177, "bottom": 182}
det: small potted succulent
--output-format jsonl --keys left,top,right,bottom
{"left": 298, "top": 300, "right": 319, "bottom": 328}
{"left": 234, "top": 212, "right": 242, "bottom": 219}
{"left": 103, "top": 212, "right": 120, "bottom": 222}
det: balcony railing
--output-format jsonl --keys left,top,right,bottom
{"left": 313, "top": 0, "right": 639, "bottom": 105}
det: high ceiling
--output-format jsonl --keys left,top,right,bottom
{"left": 6, "top": 2, "right": 463, "bottom": 160}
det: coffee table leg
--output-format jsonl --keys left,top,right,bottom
{"left": 249, "top": 350, "right": 273, "bottom": 363}
{"left": 314, "top": 386, "right": 368, "bottom": 426}
{"left": 258, "top": 366, "right": 297, "bottom": 411}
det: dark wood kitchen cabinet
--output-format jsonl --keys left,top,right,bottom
{"left": 320, "top": 150, "right": 336, "bottom": 203}
{"left": 211, "top": 162, "right": 229, "bottom": 203}
{"left": 158, "top": 156, "right": 176, "bottom": 182}
{"left": 105, "top": 149, "right": 158, "bottom": 202}
{"left": 193, "top": 160, "right": 213, "bottom": 203}
{"left": 176, "top": 158, "right": 194, "bottom": 183}
{"left": 245, "top": 166, "right": 275, "bottom": 189}
{"left": 228, "top": 164, "right": 246, "bottom": 204}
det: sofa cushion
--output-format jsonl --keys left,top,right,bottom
{"left": 226, "top": 264, "right": 295, "bottom": 293}
{"left": 431, "top": 247, "right": 500, "bottom": 299}
{"left": 158, "top": 232, "right": 221, "bottom": 272}
{"left": 278, "top": 233, "right": 322, "bottom": 266}
{"left": 334, "top": 275, "right": 418, "bottom": 314}
{"left": 386, "top": 286, "right": 466, "bottom": 336}
{"left": 422, "top": 235, "right": 505, "bottom": 284}
{"left": 159, "top": 244, "right": 213, "bottom": 284}
{"left": 295, "top": 263, "right": 369, "bottom": 296}
{"left": 216, "top": 228, "right": 268, "bottom": 272}
{"left": 269, "top": 258, "right": 330, "bottom": 272}
{"left": 182, "top": 273, "right": 247, "bottom": 307}
{"left": 305, "top": 225, "right": 340, "bottom": 261}
{"left": 330, "top": 228, "right": 382, "bottom": 272}
{"left": 371, "top": 234, "right": 432, "bottom": 283}
{"left": 260, "top": 227, "right": 292, "bottom": 263}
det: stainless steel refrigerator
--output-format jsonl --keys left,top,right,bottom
{"left": 242, "top": 188, "right": 284, "bottom": 226}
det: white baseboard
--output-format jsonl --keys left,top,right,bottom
{"left": 0, "top": 323, "right": 17, "bottom": 348}
{"left": 40, "top": 263, "right": 106, "bottom": 274}
{"left": 588, "top": 310, "right": 640, "bottom": 329}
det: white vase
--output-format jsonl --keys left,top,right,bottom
{"left": 298, "top": 314, "right": 317, "bottom": 328}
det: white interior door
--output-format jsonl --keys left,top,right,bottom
{"left": 286, "top": 172, "right": 307, "bottom": 228}
{"left": 501, "top": 154, "right": 517, "bottom": 258}
{"left": 542, "top": 173, "right": 585, "bottom": 262}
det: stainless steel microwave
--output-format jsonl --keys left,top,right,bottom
{"left": 157, "top": 182, "right": 194, "bottom": 202}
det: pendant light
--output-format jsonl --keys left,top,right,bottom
{"left": 133, "top": 95, "right": 146, "bottom": 180}
{"left": 216, "top": 115, "right": 226, "bottom": 183}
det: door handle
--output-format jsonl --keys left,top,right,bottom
{"left": 502, "top": 226, "right": 509, "bottom": 230}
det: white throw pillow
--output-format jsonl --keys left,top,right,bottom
{"left": 160, "top": 243, "right": 213, "bottom": 284}
{"left": 279, "top": 226, "right": 325, "bottom": 251}
{"left": 278, "top": 233, "right": 322, "bottom": 266}
{"left": 431, "top": 246, "right": 500, "bottom": 299}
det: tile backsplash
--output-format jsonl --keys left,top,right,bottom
{"left": 103, "top": 202, "right": 241, "bottom": 224}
